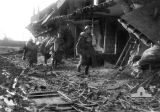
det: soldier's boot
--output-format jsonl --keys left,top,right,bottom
{"left": 84, "top": 65, "right": 89, "bottom": 76}
{"left": 44, "top": 58, "right": 47, "bottom": 66}
{"left": 22, "top": 49, "right": 27, "bottom": 60}
{"left": 52, "top": 59, "right": 55, "bottom": 69}
{"left": 29, "top": 63, "right": 33, "bottom": 68}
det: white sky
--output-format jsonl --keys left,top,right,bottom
{"left": 0, "top": 0, "right": 58, "bottom": 41}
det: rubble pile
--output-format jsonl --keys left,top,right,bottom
{"left": 1, "top": 52, "right": 160, "bottom": 112}
{"left": 0, "top": 55, "right": 35, "bottom": 112}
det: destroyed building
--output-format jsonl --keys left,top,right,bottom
{"left": 26, "top": 0, "right": 129, "bottom": 66}
{"left": 26, "top": 0, "right": 160, "bottom": 67}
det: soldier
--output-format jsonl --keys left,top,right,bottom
{"left": 22, "top": 39, "right": 37, "bottom": 67}
{"left": 40, "top": 34, "right": 52, "bottom": 66}
{"left": 50, "top": 31, "right": 65, "bottom": 68}
{"left": 76, "top": 25, "right": 98, "bottom": 76}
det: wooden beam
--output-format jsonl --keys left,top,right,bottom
{"left": 115, "top": 33, "right": 132, "bottom": 67}
{"left": 103, "top": 20, "right": 107, "bottom": 53}
{"left": 65, "top": 20, "right": 99, "bottom": 24}
{"left": 114, "top": 28, "right": 118, "bottom": 54}
{"left": 120, "top": 44, "right": 132, "bottom": 66}
{"left": 93, "top": 12, "right": 110, "bottom": 16}
{"left": 74, "top": 25, "right": 77, "bottom": 58}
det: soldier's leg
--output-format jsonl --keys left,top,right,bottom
{"left": 84, "top": 65, "right": 89, "bottom": 75}
{"left": 51, "top": 51, "right": 56, "bottom": 68}
{"left": 44, "top": 54, "right": 48, "bottom": 65}
{"left": 22, "top": 46, "right": 28, "bottom": 60}
{"left": 29, "top": 61, "right": 33, "bottom": 68}
{"left": 77, "top": 64, "right": 81, "bottom": 72}
{"left": 84, "top": 57, "right": 91, "bottom": 75}
{"left": 54, "top": 52, "right": 58, "bottom": 68}
{"left": 44, "top": 53, "right": 51, "bottom": 65}
{"left": 77, "top": 55, "right": 82, "bottom": 72}
{"left": 77, "top": 55, "right": 86, "bottom": 72}
{"left": 44, "top": 57, "right": 47, "bottom": 65}
{"left": 52, "top": 59, "right": 55, "bottom": 68}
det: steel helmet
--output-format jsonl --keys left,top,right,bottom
{"left": 84, "top": 25, "right": 91, "bottom": 30}
{"left": 29, "top": 39, "right": 33, "bottom": 42}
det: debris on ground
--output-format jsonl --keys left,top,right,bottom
{"left": 0, "top": 49, "right": 160, "bottom": 112}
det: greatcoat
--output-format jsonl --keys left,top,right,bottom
{"left": 24, "top": 41, "right": 37, "bottom": 64}
{"left": 76, "top": 32, "right": 97, "bottom": 68}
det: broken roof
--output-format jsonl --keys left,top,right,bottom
{"left": 26, "top": 0, "right": 122, "bottom": 37}
{"left": 120, "top": 0, "right": 160, "bottom": 44}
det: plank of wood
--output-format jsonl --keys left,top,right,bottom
{"left": 57, "top": 91, "right": 72, "bottom": 102}
{"left": 29, "top": 91, "right": 57, "bottom": 95}
{"left": 28, "top": 94, "right": 59, "bottom": 99}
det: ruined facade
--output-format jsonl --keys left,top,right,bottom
{"left": 27, "top": 0, "right": 160, "bottom": 65}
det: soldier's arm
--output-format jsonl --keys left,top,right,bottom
{"left": 76, "top": 35, "right": 89, "bottom": 55}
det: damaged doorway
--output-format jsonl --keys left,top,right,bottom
{"left": 101, "top": 17, "right": 129, "bottom": 64}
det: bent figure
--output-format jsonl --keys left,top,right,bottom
{"left": 40, "top": 36, "right": 53, "bottom": 65}
{"left": 22, "top": 39, "right": 37, "bottom": 67}
{"left": 50, "top": 34, "right": 64, "bottom": 69}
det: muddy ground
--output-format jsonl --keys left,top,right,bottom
{"left": 0, "top": 48, "right": 160, "bottom": 112}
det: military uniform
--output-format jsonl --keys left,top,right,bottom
{"left": 50, "top": 37, "right": 64, "bottom": 68}
{"left": 23, "top": 39, "right": 37, "bottom": 67}
{"left": 40, "top": 37, "right": 52, "bottom": 65}
{"left": 76, "top": 31, "right": 97, "bottom": 75}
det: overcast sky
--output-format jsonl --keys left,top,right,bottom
{"left": 0, "top": 0, "right": 58, "bottom": 41}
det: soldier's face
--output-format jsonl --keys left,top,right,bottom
{"left": 30, "top": 39, "right": 33, "bottom": 43}
{"left": 86, "top": 28, "right": 91, "bottom": 34}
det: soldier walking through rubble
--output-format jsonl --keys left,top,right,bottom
{"left": 40, "top": 34, "right": 52, "bottom": 66}
{"left": 76, "top": 25, "right": 98, "bottom": 76}
{"left": 22, "top": 39, "right": 38, "bottom": 67}
{"left": 50, "top": 31, "right": 65, "bottom": 68}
